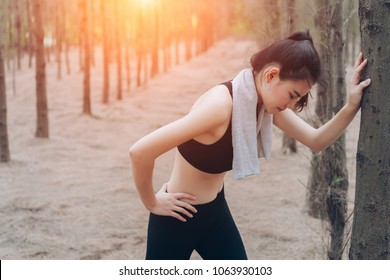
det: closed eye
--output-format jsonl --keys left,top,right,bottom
{"left": 289, "top": 90, "right": 301, "bottom": 100}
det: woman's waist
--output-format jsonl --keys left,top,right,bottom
{"left": 167, "top": 175, "right": 225, "bottom": 205}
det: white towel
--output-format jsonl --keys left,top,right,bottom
{"left": 231, "top": 68, "right": 273, "bottom": 180}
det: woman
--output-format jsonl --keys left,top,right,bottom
{"left": 129, "top": 30, "right": 371, "bottom": 260}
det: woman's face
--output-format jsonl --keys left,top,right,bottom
{"left": 262, "top": 76, "right": 311, "bottom": 114}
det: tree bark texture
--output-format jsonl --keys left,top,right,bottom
{"left": 101, "top": 0, "right": 109, "bottom": 103}
{"left": 32, "top": 0, "right": 49, "bottom": 138}
{"left": 349, "top": 0, "right": 390, "bottom": 260}
{"left": 326, "top": 0, "right": 348, "bottom": 260}
{"left": 308, "top": 1, "right": 349, "bottom": 260}
{"left": 0, "top": 31, "right": 10, "bottom": 162}
{"left": 307, "top": 0, "right": 332, "bottom": 220}
{"left": 114, "top": 0, "right": 122, "bottom": 101}
{"left": 282, "top": 0, "right": 298, "bottom": 155}
{"left": 81, "top": 0, "right": 91, "bottom": 115}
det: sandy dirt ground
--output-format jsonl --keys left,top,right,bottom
{"left": 0, "top": 37, "right": 361, "bottom": 259}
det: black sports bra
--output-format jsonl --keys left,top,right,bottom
{"left": 177, "top": 81, "right": 233, "bottom": 174}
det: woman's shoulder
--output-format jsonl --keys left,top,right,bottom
{"left": 190, "top": 84, "right": 233, "bottom": 119}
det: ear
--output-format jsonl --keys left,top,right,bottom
{"left": 264, "top": 67, "right": 280, "bottom": 83}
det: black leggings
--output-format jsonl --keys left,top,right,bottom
{"left": 145, "top": 187, "right": 247, "bottom": 260}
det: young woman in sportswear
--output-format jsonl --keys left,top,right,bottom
{"left": 129, "top": 30, "right": 371, "bottom": 260}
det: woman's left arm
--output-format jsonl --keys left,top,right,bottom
{"left": 274, "top": 53, "right": 371, "bottom": 152}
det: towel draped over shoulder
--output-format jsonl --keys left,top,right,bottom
{"left": 231, "top": 68, "right": 273, "bottom": 180}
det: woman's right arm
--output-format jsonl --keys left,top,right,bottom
{"left": 129, "top": 86, "right": 232, "bottom": 221}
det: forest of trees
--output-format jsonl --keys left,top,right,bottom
{"left": 0, "top": 0, "right": 388, "bottom": 259}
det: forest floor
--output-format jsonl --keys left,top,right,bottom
{"left": 0, "top": 37, "right": 360, "bottom": 259}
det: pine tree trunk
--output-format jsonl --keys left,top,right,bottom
{"left": 0, "top": 32, "right": 10, "bottom": 162}
{"left": 282, "top": 0, "right": 298, "bottom": 154}
{"left": 101, "top": 0, "right": 109, "bottom": 103}
{"left": 325, "top": 1, "right": 349, "bottom": 260}
{"left": 136, "top": 8, "right": 144, "bottom": 88}
{"left": 32, "top": 0, "right": 49, "bottom": 138}
{"left": 55, "top": 0, "right": 63, "bottom": 80}
{"left": 15, "top": 0, "right": 22, "bottom": 70}
{"left": 26, "top": 0, "right": 34, "bottom": 68}
{"left": 81, "top": 0, "right": 91, "bottom": 115}
{"left": 306, "top": 0, "right": 331, "bottom": 219}
{"left": 114, "top": 0, "right": 122, "bottom": 100}
{"left": 308, "top": 1, "right": 349, "bottom": 260}
{"left": 150, "top": 0, "right": 159, "bottom": 78}
{"left": 349, "top": 0, "right": 390, "bottom": 260}
{"left": 89, "top": 0, "right": 95, "bottom": 67}
{"left": 7, "top": 4, "right": 12, "bottom": 71}
{"left": 125, "top": 38, "right": 131, "bottom": 92}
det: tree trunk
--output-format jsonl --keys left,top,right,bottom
{"left": 329, "top": 14, "right": 348, "bottom": 260}
{"left": 135, "top": 7, "right": 144, "bottom": 88}
{"left": 80, "top": 0, "right": 91, "bottom": 115}
{"left": 0, "top": 29, "right": 11, "bottom": 162}
{"left": 89, "top": 0, "right": 95, "bottom": 67}
{"left": 7, "top": 3, "right": 12, "bottom": 71}
{"left": 32, "top": 0, "right": 49, "bottom": 138}
{"left": 114, "top": 0, "right": 122, "bottom": 100}
{"left": 349, "top": 0, "right": 390, "bottom": 260}
{"left": 307, "top": 0, "right": 331, "bottom": 219}
{"left": 324, "top": 0, "right": 349, "bottom": 260}
{"left": 307, "top": 3, "right": 349, "bottom": 261}
{"left": 124, "top": 35, "right": 131, "bottom": 92}
{"left": 26, "top": 0, "right": 34, "bottom": 68}
{"left": 150, "top": 0, "right": 159, "bottom": 78}
{"left": 15, "top": 0, "right": 22, "bottom": 70}
{"left": 101, "top": 0, "right": 109, "bottom": 103}
{"left": 184, "top": 1, "right": 193, "bottom": 61}
{"left": 78, "top": 1, "right": 84, "bottom": 72}
{"left": 282, "top": 0, "right": 298, "bottom": 154}
{"left": 55, "top": 0, "right": 63, "bottom": 80}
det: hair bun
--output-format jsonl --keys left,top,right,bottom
{"left": 288, "top": 30, "right": 313, "bottom": 44}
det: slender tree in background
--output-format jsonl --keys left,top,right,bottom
{"left": 161, "top": 1, "right": 172, "bottom": 72}
{"left": 80, "top": 0, "right": 91, "bottom": 115}
{"left": 184, "top": 1, "right": 194, "bottom": 62}
{"left": 124, "top": 0, "right": 131, "bottom": 92}
{"left": 89, "top": 0, "right": 95, "bottom": 67}
{"left": 6, "top": 1, "right": 17, "bottom": 96}
{"left": 0, "top": 24, "right": 11, "bottom": 162}
{"left": 307, "top": 0, "right": 349, "bottom": 260}
{"left": 325, "top": 0, "right": 348, "bottom": 260}
{"left": 114, "top": 0, "right": 122, "bottom": 100}
{"left": 15, "top": 0, "right": 22, "bottom": 70}
{"left": 307, "top": 1, "right": 331, "bottom": 220}
{"left": 26, "top": 0, "right": 34, "bottom": 68}
{"left": 44, "top": 2, "right": 54, "bottom": 65}
{"left": 32, "top": 0, "right": 49, "bottom": 138}
{"left": 101, "top": 0, "right": 110, "bottom": 104}
{"left": 55, "top": 0, "right": 64, "bottom": 80}
{"left": 349, "top": 0, "right": 390, "bottom": 260}
{"left": 282, "top": 0, "right": 298, "bottom": 155}
{"left": 135, "top": 5, "right": 145, "bottom": 87}
{"left": 344, "top": 1, "right": 359, "bottom": 66}
{"left": 150, "top": 0, "right": 159, "bottom": 78}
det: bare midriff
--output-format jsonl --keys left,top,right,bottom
{"left": 167, "top": 151, "right": 226, "bottom": 205}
